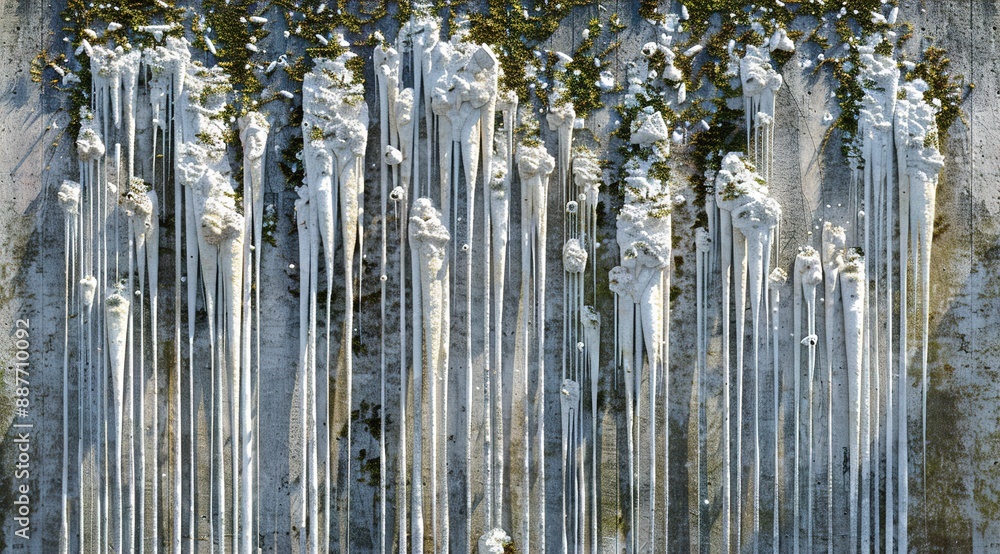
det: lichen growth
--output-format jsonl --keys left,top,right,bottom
{"left": 201, "top": 0, "right": 269, "bottom": 114}
{"left": 559, "top": 18, "right": 620, "bottom": 119}
{"left": 905, "top": 45, "right": 964, "bottom": 136}
{"left": 468, "top": 0, "right": 593, "bottom": 102}
{"left": 56, "top": 0, "right": 184, "bottom": 137}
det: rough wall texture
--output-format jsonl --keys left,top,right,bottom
{"left": 0, "top": 0, "right": 997, "bottom": 552}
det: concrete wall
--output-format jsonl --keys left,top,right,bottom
{"left": 0, "top": 0, "right": 998, "bottom": 551}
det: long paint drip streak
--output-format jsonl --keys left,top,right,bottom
{"left": 60, "top": 7, "right": 949, "bottom": 553}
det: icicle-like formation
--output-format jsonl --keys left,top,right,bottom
{"left": 560, "top": 377, "right": 581, "bottom": 554}
{"left": 571, "top": 146, "right": 602, "bottom": 554}
{"left": 615, "top": 101, "right": 672, "bottom": 552}
{"left": 713, "top": 151, "right": 778, "bottom": 553}
{"left": 739, "top": 45, "right": 782, "bottom": 184}
{"left": 59, "top": 180, "right": 81, "bottom": 554}
{"left": 695, "top": 229, "right": 711, "bottom": 552}
{"left": 301, "top": 48, "right": 369, "bottom": 552}
{"left": 581, "top": 304, "right": 601, "bottom": 554}
{"left": 894, "top": 77, "right": 945, "bottom": 554}
{"left": 73, "top": 103, "right": 104, "bottom": 554}
{"left": 769, "top": 267, "right": 787, "bottom": 551}
{"left": 238, "top": 111, "right": 268, "bottom": 554}
{"left": 396, "top": 13, "right": 503, "bottom": 548}
{"left": 143, "top": 190, "right": 160, "bottom": 554}
{"left": 841, "top": 249, "right": 866, "bottom": 553}
{"left": 795, "top": 246, "right": 822, "bottom": 552}
{"left": 821, "top": 222, "right": 846, "bottom": 553}
{"left": 855, "top": 40, "right": 898, "bottom": 553}
{"left": 488, "top": 116, "right": 512, "bottom": 536}
{"left": 730, "top": 172, "right": 781, "bottom": 553}
{"left": 105, "top": 289, "right": 129, "bottom": 554}
{"left": 89, "top": 45, "right": 140, "bottom": 161}
{"left": 548, "top": 56, "right": 586, "bottom": 552}
{"left": 123, "top": 178, "right": 153, "bottom": 554}
{"left": 52, "top": 6, "right": 950, "bottom": 553}
{"left": 408, "top": 197, "right": 451, "bottom": 554}
{"left": 433, "top": 27, "right": 500, "bottom": 547}
{"left": 374, "top": 37, "right": 399, "bottom": 553}
{"left": 511, "top": 136, "right": 554, "bottom": 554}
{"left": 547, "top": 55, "right": 576, "bottom": 206}
{"left": 574, "top": 147, "right": 601, "bottom": 303}
{"left": 293, "top": 187, "right": 314, "bottom": 554}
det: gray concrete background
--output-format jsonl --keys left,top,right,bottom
{"left": 0, "top": 0, "right": 998, "bottom": 552}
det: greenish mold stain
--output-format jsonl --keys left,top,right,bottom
{"left": 913, "top": 164, "right": 996, "bottom": 548}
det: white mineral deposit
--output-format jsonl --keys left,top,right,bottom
{"left": 16, "top": 2, "right": 966, "bottom": 553}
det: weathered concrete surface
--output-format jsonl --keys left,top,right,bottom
{"left": 0, "top": 0, "right": 999, "bottom": 552}
{"left": 0, "top": 0, "right": 68, "bottom": 551}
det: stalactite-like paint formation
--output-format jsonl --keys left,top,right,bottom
{"left": 68, "top": 33, "right": 267, "bottom": 554}
{"left": 491, "top": 89, "right": 516, "bottom": 535}
{"left": 821, "top": 222, "right": 845, "bottom": 553}
{"left": 373, "top": 38, "right": 399, "bottom": 554}
{"left": 713, "top": 151, "right": 780, "bottom": 553}
{"left": 58, "top": 180, "right": 81, "bottom": 554}
{"left": 841, "top": 249, "right": 866, "bottom": 554}
{"left": 856, "top": 40, "right": 898, "bottom": 553}
{"left": 796, "top": 246, "right": 822, "bottom": 551}
{"left": 731, "top": 172, "right": 781, "bottom": 554}
{"left": 740, "top": 45, "right": 782, "bottom": 186}
{"left": 238, "top": 111, "right": 268, "bottom": 554}
{"left": 408, "top": 198, "right": 451, "bottom": 553}
{"left": 301, "top": 49, "right": 369, "bottom": 551}
{"left": 769, "top": 267, "right": 786, "bottom": 552}
{"left": 53, "top": 4, "right": 952, "bottom": 553}
{"left": 614, "top": 99, "right": 672, "bottom": 552}
{"left": 894, "top": 77, "right": 945, "bottom": 554}
{"left": 512, "top": 136, "right": 554, "bottom": 553}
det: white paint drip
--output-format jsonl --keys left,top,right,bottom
{"left": 822, "top": 222, "right": 846, "bottom": 553}
{"left": 769, "top": 267, "right": 786, "bottom": 551}
{"left": 616, "top": 100, "right": 672, "bottom": 551}
{"left": 302, "top": 50, "right": 369, "bottom": 551}
{"left": 374, "top": 40, "right": 398, "bottom": 553}
{"left": 238, "top": 111, "right": 268, "bottom": 554}
{"left": 731, "top": 173, "right": 781, "bottom": 554}
{"left": 409, "top": 197, "right": 450, "bottom": 554}
{"left": 796, "top": 246, "right": 822, "bottom": 551}
{"left": 58, "top": 9, "right": 947, "bottom": 554}
{"left": 715, "top": 151, "right": 777, "bottom": 553}
{"left": 856, "top": 42, "right": 898, "bottom": 552}
{"left": 104, "top": 290, "right": 128, "bottom": 554}
{"left": 841, "top": 249, "right": 866, "bottom": 553}
{"left": 58, "top": 180, "right": 80, "bottom": 554}
{"left": 695, "top": 229, "right": 710, "bottom": 552}
{"left": 895, "top": 77, "right": 945, "bottom": 554}
{"left": 739, "top": 46, "right": 782, "bottom": 185}
{"left": 513, "top": 137, "right": 554, "bottom": 553}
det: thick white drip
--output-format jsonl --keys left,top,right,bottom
{"left": 59, "top": 8, "right": 949, "bottom": 553}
